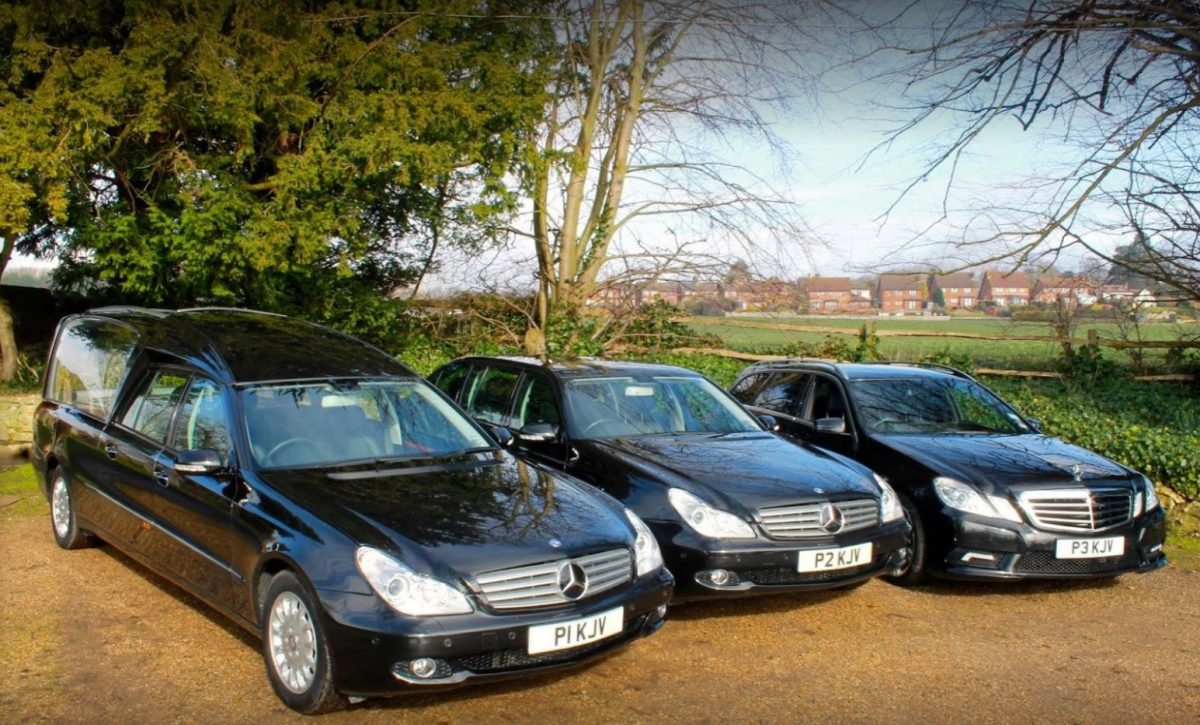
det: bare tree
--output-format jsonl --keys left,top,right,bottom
{"left": 861, "top": 1, "right": 1200, "bottom": 295}
{"left": 516, "top": 0, "right": 823, "bottom": 354}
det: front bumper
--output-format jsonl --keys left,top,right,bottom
{"left": 664, "top": 519, "right": 910, "bottom": 601}
{"left": 316, "top": 569, "right": 673, "bottom": 697}
{"left": 928, "top": 506, "right": 1168, "bottom": 581}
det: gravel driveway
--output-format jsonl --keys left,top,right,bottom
{"left": 2, "top": 506, "right": 1197, "bottom": 723}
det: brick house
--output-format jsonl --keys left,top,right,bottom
{"left": 877, "top": 273, "right": 927, "bottom": 312}
{"left": 1031, "top": 276, "right": 1097, "bottom": 307}
{"left": 978, "top": 270, "right": 1031, "bottom": 307}
{"left": 929, "top": 272, "right": 976, "bottom": 309}
{"left": 804, "top": 277, "right": 853, "bottom": 313}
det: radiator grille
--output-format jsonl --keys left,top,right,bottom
{"left": 757, "top": 498, "right": 880, "bottom": 539}
{"left": 474, "top": 549, "right": 632, "bottom": 611}
{"left": 1018, "top": 488, "right": 1133, "bottom": 532}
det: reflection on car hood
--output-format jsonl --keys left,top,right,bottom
{"left": 875, "top": 433, "right": 1134, "bottom": 491}
{"left": 258, "top": 451, "right": 632, "bottom": 581}
{"left": 588, "top": 432, "right": 877, "bottom": 512}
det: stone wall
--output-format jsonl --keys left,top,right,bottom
{"left": 0, "top": 392, "right": 39, "bottom": 460}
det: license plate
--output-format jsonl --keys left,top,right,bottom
{"left": 1055, "top": 536, "right": 1125, "bottom": 559}
{"left": 527, "top": 607, "right": 624, "bottom": 655}
{"left": 797, "top": 542, "right": 873, "bottom": 572}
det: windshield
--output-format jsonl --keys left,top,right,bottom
{"left": 849, "top": 376, "right": 1030, "bottom": 435}
{"left": 564, "top": 375, "right": 761, "bottom": 438}
{"left": 241, "top": 379, "right": 492, "bottom": 469}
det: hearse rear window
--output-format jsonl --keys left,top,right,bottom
{"left": 46, "top": 318, "right": 139, "bottom": 419}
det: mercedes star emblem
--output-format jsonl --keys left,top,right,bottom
{"left": 556, "top": 561, "right": 588, "bottom": 600}
{"left": 818, "top": 503, "right": 845, "bottom": 534}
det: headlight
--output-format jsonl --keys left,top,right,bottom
{"left": 1142, "top": 475, "right": 1161, "bottom": 512}
{"left": 874, "top": 474, "right": 904, "bottom": 523}
{"left": 668, "top": 488, "right": 755, "bottom": 539}
{"left": 933, "top": 477, "right": 1022, "bottom": 523}
{"left": 624, "top": 508, "right": 664, "bottom": 576}
{"left": 355, "top": 546, "right": 473, "bottom": 616}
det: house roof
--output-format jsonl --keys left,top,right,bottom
{"left": 931, "top": 273, "right": 975, "bottom": 288}
{"left": 877, "top": 273, "right": 925, "bottom": 291}
{"left": 982, "top": 270, "right": 1031, "bottom": 288}
{"left": 1035, "top": 275, "right": 1095, "bottom": 290}
{"left": 805, "top": 277, "right": 852, "bottom": 292}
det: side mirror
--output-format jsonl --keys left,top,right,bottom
{"left": 815, "top": 417, "right": 847, "bottom": 435}
{"left": 1026, "top": 418, "right": 1044, "bottom": 433}
{"left": 757, "top": 414, "right": 780, "bottom": 432}
{"left": 491, "top": 427, "right": 515, "bottom": 448}
{"left": 175, "top": 448, "right": 224, "bottom": 474}
{"left": 517, "top": 422, "right": 559, "bottom": 443}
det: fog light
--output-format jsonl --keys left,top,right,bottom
{"left": 695, "top": 568, "right": 742, "bottom": 589}
{"left": 410, "top": 658, "right": 439, "bottom": 679}
{"left": 710, "top": 569, "right": 732, "bottom": 586}
{"left": 656, "top": 604, "right": 668, "bottom": 618}
{"left": 960, "top": 551, "right": 996, "bottom": 563}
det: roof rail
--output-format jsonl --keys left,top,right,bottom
{"left": 866, "top": 361, "right": 976, "bottom": 381}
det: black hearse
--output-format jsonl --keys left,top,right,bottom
{"left": 730, "top": 360, "right": 1168, "bottom": 585}
{"left": 430, "top": 357, "right": 910, "bottom": 600}
{"left": 33, "top": 308, "right": 672, "bottom": 713}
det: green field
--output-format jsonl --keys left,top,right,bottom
{"left": 684, "top": 315, "right": 1198, "bottom": 371}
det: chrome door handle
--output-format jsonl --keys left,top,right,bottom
{"left": 153, "top": 467, "right": 171, "bottom": 486}
{"left": 104, "top": 445, "right": 118, "bottom": 459}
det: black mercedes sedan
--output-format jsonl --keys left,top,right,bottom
{"left": 730, "top": 360, "right": 1168, "bottom": 585}
{"left": 32, "top": 308, "right": 672, "bottom": 714}
{"left": 429, "top": 357, "right": 910, "bottom": 600}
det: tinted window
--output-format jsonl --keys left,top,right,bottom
{"left": 729, "top": 373, "right": 764, "bottom": 403}
{"left": 171, "top": 378, "right": 232, "bottom": 463}
{"left": 463, "top": 367, "right": 519, "bottom": 425}
{"left": 241, "top": 379, "right": 492, "bottom": 469}
{"left": 46, "top": 318, "right": 139, "bottom": 419}
{"left": 806, "top": 377, "right": 848, "bottom": 423}
{"left": 433, "top": 363, "right": 469, "bottom": 402}
{"left": 512, "top": 375, "right": 560, "bottom": 431}
{"left": 120, "top": 371, "right": 191, "bottom": 443}
{"left": 849, "top": 376, "right": 1030, "bottom": 434}
{"left": 753, "top": 373, "right": 810, "bottom": 415}
{"left": 565, "top": 376, "right": 761, "bottom": 438}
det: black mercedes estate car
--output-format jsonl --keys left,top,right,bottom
{"left": 730, "top": 360, "right": 1167, "bottom": 585}
{"left": 33, "top": 308, "right": 672, "bottom": 714}
{"left": 429, "top": 357, "right": 910, "bottom": 600}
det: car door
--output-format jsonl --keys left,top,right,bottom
{"left": 741, "top": 371, "right": 814, "bottom": 438}
{"left": 800, "top": 374, "right": 857, "bottom": 456}
{"left": 156, "top": 376, "right": 242, "bottom": 602}
{"left": 510, "top": 372, "right": 570, "bottom": 467}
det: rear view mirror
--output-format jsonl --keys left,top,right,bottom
{"left": 757, "top": 414, "right": 780, "bottom": 432}
{"left": 174, "top": 448, "right": 224, "bottom": 474}
{"left": 518, "top": 422, "right": 559, "bottom": 443}
{"left": 491, "top": 427, "right": 515, "bottom": 448}
{"left": 1026, "top": 418, "right": 1044, "bottom": 433}
{"left": 815, "top": 417, "right": 847, "bottom": 435}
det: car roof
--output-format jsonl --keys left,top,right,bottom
{"left": 76, "top": 307, "right": 414, "bottom": 384}
{"left": 447, "top": 355, "right": 705, "bottom": 380}
{"left": 744, "top": 359, "right": 971, "bottom": 381}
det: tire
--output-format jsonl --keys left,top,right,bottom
{"left": 49, "top": 468, "right": 94, "bottom": 550}
{"left": 261, "top": 571, "right": 345, "bottom": 714}
{"left": 883, "top": 495, "right": 929, "bottom": 587}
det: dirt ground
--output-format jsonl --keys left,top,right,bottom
{"left": 2, "top": 501, "right": 1198, "bottom": 724}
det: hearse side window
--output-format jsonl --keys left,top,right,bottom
{"left": 752, "top": 373, "right": 810, "bottom": 416}
{"left": 511, "top": 375, "right": 561, "bottom": 431}
{"left": 170, "top": 378, "right": 232, "bottom": 463}
{"left": 46, "top": 318, "right": 139, "bottom": 419}
{"left": 120, "top": 371, "right": 191, "bottom": 443}
{"left": 463, "top": 367, "right": 519, "bottom": 426}
{"left": 432, "top": 363, "right": 470, "bottom": 402}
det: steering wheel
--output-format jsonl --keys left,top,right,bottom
{"left": 264, "top": 437, "right": 316, "bottom": 465}
{"left": 582, "top": 418, "right": 621, "bottom": 436}
{"left": 872, "top": 417, "right": 905, "bottom": 431}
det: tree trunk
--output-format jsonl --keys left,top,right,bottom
{"left": 0, "top": 298, "right": 17, "bottom": 381}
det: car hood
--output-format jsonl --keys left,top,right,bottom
{"left": 587, "top": 432, "right": 878, "bottom": 512}
{"left": 257, "top": 451, "right": 633, "bottom": 581}
{"left": 874, "top": 433, "right": 1135, "bottom": 492}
